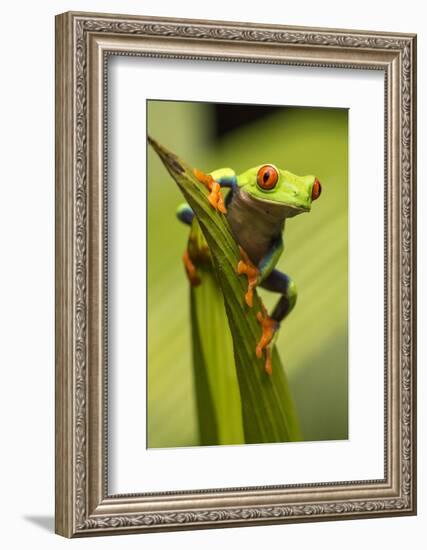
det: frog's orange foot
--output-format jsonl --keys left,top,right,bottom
{"left": 193, "top": 168, "right": 227, "bottom": 214}
{"left": 256, "top": 304, "right": 279, "bottom": 375}
{"left": 236, "top": 246, "right": 259, "bottom": 307}
{"left": 183, "top": 249, "right": 201, "bottom": 286}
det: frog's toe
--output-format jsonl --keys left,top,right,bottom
{"left": 193, "top": 168, "right": 227, "bottom": 214}
{"left": 256, "top": 304, "right": 279, "bottom": 375}
{"left": 207, "top": 181, "right": 227, "bottom": 214}
{"left": 236, "top": 246, "right": 259, "bottom": 307}
{"left": 183, "top": 249, "right": 201, "bottom": 286}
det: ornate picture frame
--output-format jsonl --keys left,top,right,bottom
{"left": 55, "top": 11, "right": 416, "bottom": 537}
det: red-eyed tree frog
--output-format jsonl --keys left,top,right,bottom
{"left": 177, "top": 164, "right": 322, "bottom": 375}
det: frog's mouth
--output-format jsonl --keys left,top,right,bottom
{"left": 242, "top": 190, "right": 310, "bottom": 217}
{"left": 279, "top": 204, "right": 310, "bottom": 217}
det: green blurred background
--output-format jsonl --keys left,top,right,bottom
{"left": 147, "top": 100, "right": 348, "bottom": 448}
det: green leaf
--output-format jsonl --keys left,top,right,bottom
{"left": 189, "top": 280, "right": 220, "bottom": 445}
{"left": 148, "top": 136, "right": 302, "bottom": 443}
{"left": 191, "top": 258, "right": 244, "bottom": 445}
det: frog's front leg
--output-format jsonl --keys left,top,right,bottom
{"left": 194, "top": 168, "right": 227, "bottom": 214}
{"left": 193, "top": 167, "right": 237, "bottom": 214}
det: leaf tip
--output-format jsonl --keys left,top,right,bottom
{"left": 148, "top": 134, "right": 185, "bottom": 175}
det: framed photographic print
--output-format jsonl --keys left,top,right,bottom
{"left": 55, "top": 11, "right": 417, "bottom": 537}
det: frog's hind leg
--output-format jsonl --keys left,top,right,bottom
{"left": 182, "top": 249, "right": 200, "bottom": 286}
{"left": 256, "top": 270, "right": 297, "bottom": 375}
{"left": 176, "top": 202, "right": 194, "bottom": 225}
{"left": 176, "top": 203, "right": 201, "bottom": 286}
{"left": 260, "top": 269, "right": 297, "bottom": 324}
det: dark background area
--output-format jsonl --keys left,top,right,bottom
{"left": 213, "top": 103, "right": 281, "bottom": 139}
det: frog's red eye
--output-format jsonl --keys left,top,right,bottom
{"left": 257, "top": 165, "right": 279, "bottom": 190}
{"left": 312, "top": 178, "right": 322, "bottom": 201}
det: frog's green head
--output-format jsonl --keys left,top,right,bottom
{"left": 236, "top": 164, "right": 321, "bottom": 217}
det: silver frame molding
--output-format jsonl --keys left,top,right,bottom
{"left": 55, "top": 11, "right": 417, "bottom": 537}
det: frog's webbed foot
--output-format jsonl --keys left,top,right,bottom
{"left": 236, "top": 246, "right": 259, "bottom": 307}
{"left": 256, "top": 304, "right": 279, "bottom": 376}
{"left": 193, "top": 168, "right": 227, "bottom": 214}
{"left": 183, "top": 249, "right": 201, "bottom": 287}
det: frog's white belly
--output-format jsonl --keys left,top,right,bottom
{"left": 226, "top": 189, "right": 286, "bottom": 265}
